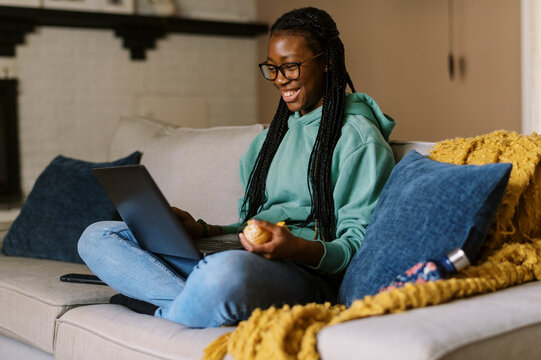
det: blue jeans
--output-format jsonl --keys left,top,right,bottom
{"left": 78, "top": 221, "right": 336, "bottom": 328}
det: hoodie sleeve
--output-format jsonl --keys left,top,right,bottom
{"left": 307, "top": 140, "right": 395, "bottom": 274}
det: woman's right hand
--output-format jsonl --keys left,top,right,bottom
{"left": 171, "top": 207, "right": 204, "bottom": 239}
{"left": 239, "top": 219, "right": 324, "bottom": 266}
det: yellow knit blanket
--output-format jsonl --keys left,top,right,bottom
{"left": 204, "top": 130, "right": 541, "bottom": 360}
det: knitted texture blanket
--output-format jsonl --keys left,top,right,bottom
{"left": 203, "top": 130, "right": 541, "bottom": 360}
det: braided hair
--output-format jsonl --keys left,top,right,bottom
{"left": 242, "top": 7, "right": 355, "bottom": 242}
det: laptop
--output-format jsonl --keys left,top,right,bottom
{"left": 92, "top": 164, "right": 243, "bottom": 260}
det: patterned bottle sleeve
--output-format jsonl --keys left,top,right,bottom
{"left": 378, "top": 248, "right": 470, "bottom": 293}
{"left": 378, "top": 261, "right": 443, "bottom": 293}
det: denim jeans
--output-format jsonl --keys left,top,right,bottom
{"left": 78, "top": 221, "right": 335, "bottom": 328}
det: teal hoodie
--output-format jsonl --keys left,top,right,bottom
{"left": 223, "top": 93, "right": 395, "bottom": 275}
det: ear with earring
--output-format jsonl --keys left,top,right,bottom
{"left": 324, "top": 65, "right": 329, "bottom": 72}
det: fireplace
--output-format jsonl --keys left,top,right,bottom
{"left": 0, "top": 79, "right": 22, "bottom": 206}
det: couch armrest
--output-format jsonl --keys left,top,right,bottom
{"left": 0, "top": 222, "right": 11, "bottom": 247}
{"left": 0, "top": 208, "right": 20, "bottom": 246}
{"left": 389, "top": 140, "right": 436, "bottom": 163}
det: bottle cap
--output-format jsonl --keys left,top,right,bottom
{"left": 446, "top": 248, "right": 470, "bottom": 271}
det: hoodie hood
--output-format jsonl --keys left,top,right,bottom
{"left": 344, "top": 93, "right": 395, "bottom": 141}
{"left": 290, "top": 92, "right": 396, "bottom": 142}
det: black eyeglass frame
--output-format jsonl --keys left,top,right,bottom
{"left": 258, "top": 52, "right": 325, "bottom": 81}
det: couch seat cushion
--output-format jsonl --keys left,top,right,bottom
{"left": 55, "top": 304, "right": 234, "bottom": 360}
{"left": 319, "top": 281, "right": 541, "bottom": 360}
{"left": 0, "top": 335, "right": 53, "bottom": 360}
{"left": 0, "top": 254, "right": 116, "bottom": 354}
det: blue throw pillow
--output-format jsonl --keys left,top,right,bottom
{"left": 338, "top": 150, "right": 512, "bottom": 306}
{"left": 2, "top": 152, "right": 141, "bottom": 263}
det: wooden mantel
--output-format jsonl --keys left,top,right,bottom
{"left": 0, "top": 5, "right": 268, "bottom": 60}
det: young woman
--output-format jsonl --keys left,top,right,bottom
{"left": 78, "top": 7, "right": 395, "bottom": 328}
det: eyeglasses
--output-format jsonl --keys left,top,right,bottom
{"left": 258, "top": 53, "right": 325, "bottom": 81}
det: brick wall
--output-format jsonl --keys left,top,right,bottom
{"left": 8, "top": 0, "right": 259, "bottom": 197}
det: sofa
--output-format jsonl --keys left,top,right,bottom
{"left": 1, "top": 116, "right": 541, "bottom": 360}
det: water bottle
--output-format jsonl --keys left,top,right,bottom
{"left": 378, "top": 248, "right": 471, "bottom": 293}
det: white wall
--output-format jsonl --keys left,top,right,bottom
{"left": 3, "top": 0, "right": 259, "bottom": 197}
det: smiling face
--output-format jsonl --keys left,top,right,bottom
{"left": 266, "top": 33, "right": 326, "bottom": 115}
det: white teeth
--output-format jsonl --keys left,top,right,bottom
{"left": 284, "top": 90, "right": 296, "bottom": 97}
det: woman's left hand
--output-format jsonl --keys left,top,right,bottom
{"left": 239, "top": 220, "right": 324, "bottom": 266}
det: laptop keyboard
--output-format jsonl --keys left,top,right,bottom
{"left": 195, "top": 234, "right": 244, "bottom": 254}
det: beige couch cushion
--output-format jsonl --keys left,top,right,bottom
{"left": 0, "top": 254, "right": 116, "bottom": 354}
{"left": 55, "top": 304, "right": 233, "bottom": 360}
{"left": 0, "top": 335, "right": 53, "bottom": 360}
{"left": 108, "top": 117, "right": 265, "bottom": 225}
{"left": 318, "top": 281, "right": 541, "bottom": 360}
{"left": 389, "top": 140, "right": 435, "bottom": 162}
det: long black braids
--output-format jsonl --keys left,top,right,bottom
{"left": 241, "top": 98, "right": 290, "bottom": 221}
{"left": 241, "top": 7, "right": 355, "bottom": 242}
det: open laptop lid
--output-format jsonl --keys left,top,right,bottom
{"left": 92, "top": 165, "right": 202, "bottom": 260}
